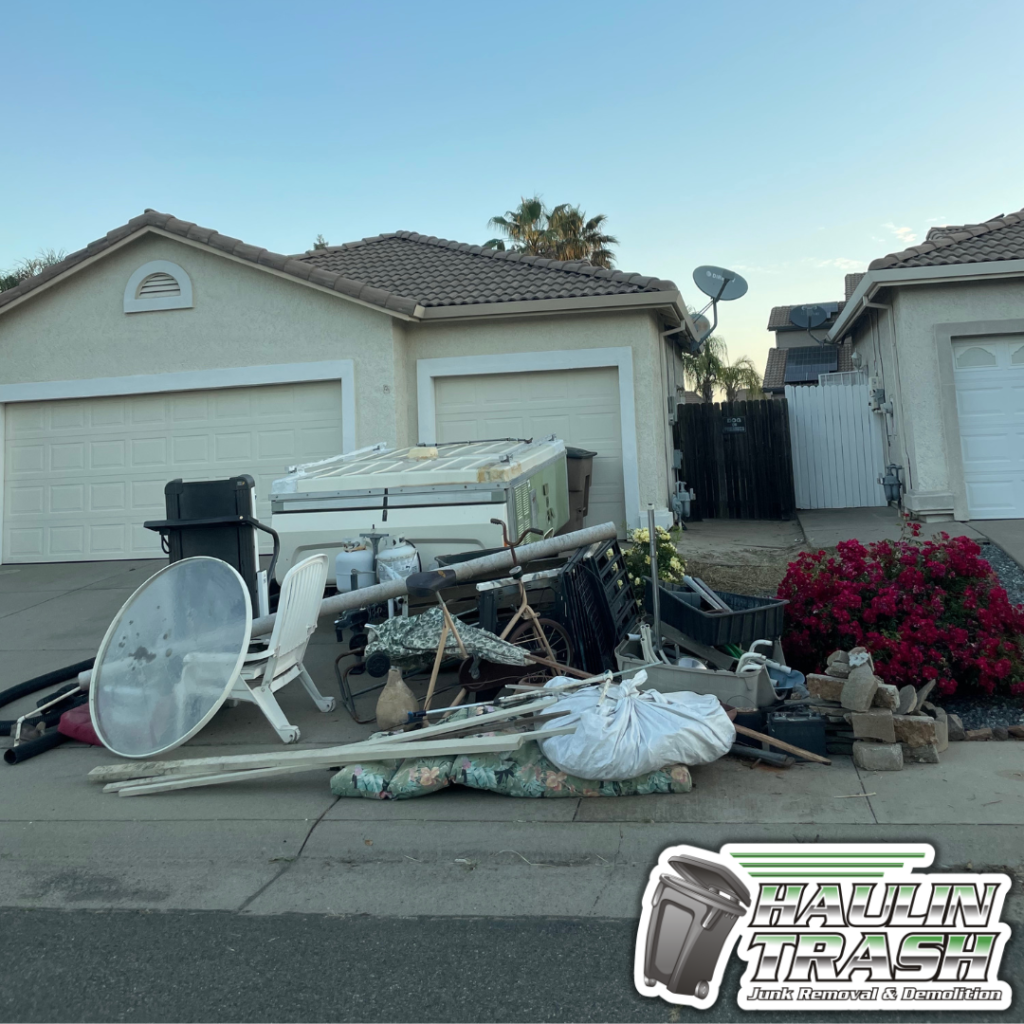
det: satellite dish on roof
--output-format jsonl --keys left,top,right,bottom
{"left": 789, "top": 304, "right": 828, "bottom": 330}
{"left": 693, "top": 266, "right": 748, "bottom": 302}
{"left": 691, "top": 314, "right": 711, "bottom": 337}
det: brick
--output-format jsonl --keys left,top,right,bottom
{"left": 897, "top": 685, "right": 918, "bottom": 715}
{"left": 841, "top": 665, "right": 878, "bottom": 712}
{"left": 853, "top": 741, "right": 903, "bottom": 771}
{"left": 965, "top": 728, "right": 992, "bottom": 741}
{"left": 947, "top": 714, "right": 966, "bottom": 741}
{"left": 848, "top": 710, "right": 896, "bottom": 743}
{"left": 902, "top": 742, "right": 940, "bottom": 763}
{"left": 807, "top": 674, "right": 845, "bottom": 702}
{"left": 872, "top": 683, "right": 899, "bottom": 710}
{"left": 825, "top": 662, "right": 851, "bottom": 679}
{"left": 893, "top": 715, "right": 937, "bottom": 746}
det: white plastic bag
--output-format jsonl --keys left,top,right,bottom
{"left": 537, "top": 671, "right": 735, "bottom": 780}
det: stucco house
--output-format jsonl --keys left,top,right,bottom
{"left": 762, "top": 300, "right": 855, "bottom": 396}
{"left": 0, "top": 209, "right": 697, "bottom": 564}
{"left": 827, "top": 206, "right": 1024, "bottom": 522}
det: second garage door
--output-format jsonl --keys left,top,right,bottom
{"left": 433, "top": 367, "right": 627, "bottom": 532}
{"left": 953, "top": 335, "right": 1024, "bottom": 519}
{"left": 3, "top": 381, "right": 345, "bottom": 562}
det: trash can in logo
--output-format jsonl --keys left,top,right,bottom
{"left": 638, "top": 853, "right": 750, "bottom": 1003}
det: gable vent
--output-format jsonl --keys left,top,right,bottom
{"left": 137, "top": 272, "right": 181, "bottom": 298}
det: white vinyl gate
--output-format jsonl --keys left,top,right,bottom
{"left": 785, "top": 382, "right": 887, "bottom": 509}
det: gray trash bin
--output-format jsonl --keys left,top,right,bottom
{"left": 559, "top": 447, "right": 597, "bottom": 535}
{"left": 641, "top": 854, "right": 750, "bottom": 998}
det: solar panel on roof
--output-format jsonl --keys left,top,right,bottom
{"left": 784, "top": 346, "right": 838, "bottom": 384}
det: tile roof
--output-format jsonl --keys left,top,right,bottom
{"left": 763, "top": 343, "right": 854, "bottom": 392}
{"left": 868, "top": 206, "right": 1024, "bottom": 270}
{"left": 767, "top": 301, "right": 845, "bottom": 331}
{"left": 294, "top": 232, "right": 676, "bottom": 308}
{"left": 0, "top": 210, "right": 678, "bottom": 318}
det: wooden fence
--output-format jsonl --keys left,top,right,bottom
{"left": 674, "top": 399, "right": 796, "bottom": 520}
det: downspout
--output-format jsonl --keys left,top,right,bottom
{"left": 861, "top": 296, "right": 913, "bottom": 492}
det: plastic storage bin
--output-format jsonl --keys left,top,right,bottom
{"left": 640, "top": 854, "right": 750, "bottom": 998}
{"left": 644, "top": 579, "right": 788, "bottom": 648}
{"left": 615, "top": 637, "right": 778, "bottom": 707}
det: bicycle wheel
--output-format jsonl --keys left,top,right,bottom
{"left": 507, "top": 617, "right": 574, "bottom": 669}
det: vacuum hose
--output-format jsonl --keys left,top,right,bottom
{"left": 4, "top": 729, "right": 70, "bottom": 764}
{"left": 0, "top": 659, "right": 95, "bottom": 711}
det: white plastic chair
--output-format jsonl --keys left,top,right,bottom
{"left": 230, "top": 553, "right": 335, "bottom": 743}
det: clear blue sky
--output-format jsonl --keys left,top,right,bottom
{"left": 3, "top": 0, "right": 1023, "bottom": 372}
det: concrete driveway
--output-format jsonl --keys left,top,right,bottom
{"left": 0, "top": 559, "right": 1022, "bottom": 923}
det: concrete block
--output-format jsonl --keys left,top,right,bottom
{"left": 897, "top": 685, "right": 918, "bottom": 715}
{"left": 827, "top": 649, "right": 850, "bottom": 666}
{"left": 825, "top": 662, "right": 851, "bottom": 679}
{"left": 965, "top": 728, "right": 992, "bottom": 741}
{"left": 848, "top": 709, "right": 896, "bottom": 743}
{"left": 893, "top": 715, "right": 937, "bottom": 747}
{"left": 848, "top": 647, "right": 874, "bottom": 670}
{"left": 807, "top": 674, "right": 845, "bottom": 702}
{"left": 933, "top": 717, "right": 948, "bottom": 752}
{"left": 1008, "top": 725, "right": 1024, "bottom": 739}
{"left": 902, "top": 743, "right": 940, "bottom": 764}
{"left": 853, "top": 740, "right": 903, "bottom": 771}
{"left": 993, "top": 727, "right": 1009, "bottom": 741}
{"left": 916, "top": 680, "right": 937, "bottom": 706}
{"left": 947, "top": 714, "right": 966, "bottom": 741}
{"left": 873, "top": 683, "right": 899, "bottom": 710}
{"left": 841, "top": 665, "right": 879, "bottom": 712}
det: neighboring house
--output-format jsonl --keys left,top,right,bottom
{"left": 828, "top": 206, "right": 1024, "bottom": 522}
{"left": 0, "top": 210, "right": 697, "bottom": 564}
{"left": 762, "top": 300, "right": 855, "bottom": 395}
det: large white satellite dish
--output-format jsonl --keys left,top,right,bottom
{"left": 89, "top": 557, "right": 252, "bottom": 758}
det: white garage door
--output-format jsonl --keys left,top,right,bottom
{"left": 953, "top": 336, "right": 1024, "bottom": 519}
{"left": 3, "top": 381, "right": 344, "bottom": 562}
{"left": 433, "top": 367, "right": 626, "bottom": 532}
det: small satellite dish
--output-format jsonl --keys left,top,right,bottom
{"left": 90, "top": 557, "right": 252, "bottom": 758}
{"left": 691, "top": 314, "right": 711, "bottom": 337}
{"left": 693, "top": 266, "right": 748, "bottom": 302}
{"left": 789, "top": 305, "right": 828, "bottom": 330}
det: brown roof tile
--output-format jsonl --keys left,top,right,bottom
{"left": 767, "top": 301, "right": 845, "bottom": 331}
{"left": 869, "top": 206, "right": 1024, "bottom": 270}
{"left": 0, "top": 210, "right": 679, "bottom": 318}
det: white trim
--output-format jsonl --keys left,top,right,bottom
{"left": 829, "top": 257, "right": 1024, "bottom": 340}
{"left": 416, "top": 347, "right": 641, "bottom": 529}
{"left": 0, "top": 403, "right": 5, "bottom": 565}
{"left": 123, "top": 259, "right": 193, "bottom": 313}
{"left": 0, "top": 361, "right": 356, "bottom": 565}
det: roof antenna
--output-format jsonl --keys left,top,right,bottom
{"left": 662, "top": 265, "right": 748, "bottom": 351}
{"left": 788, "top": 304, "right": 835, "bottom": 346}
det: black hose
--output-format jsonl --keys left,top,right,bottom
{"left": 4, "top": 728, "right": 70, "bottom": 764}
{"left": 0, "top": 658, "right": 94, "bottom": 711}
{"left": 0, "top": 692, "right": 89, "bottom": 736}
{"left": 37, "top": 682, "right": 79, "bottom": 707}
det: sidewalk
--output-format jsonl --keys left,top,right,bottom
{"left": 797, "top": 505, "right": 986, "bottom": 549}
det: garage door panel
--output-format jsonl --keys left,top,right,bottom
{"left": 954, "top": 336, "right": 1024, "bottom": 519}
{"left": 434, "top": 367, "right": 626, "bottom": 532}
{"left": 4, "top": 381, "right": 345, "bottom": 562}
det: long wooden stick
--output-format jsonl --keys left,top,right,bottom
{"left": 733, "top": 724, "right": 831, "bottom": 765}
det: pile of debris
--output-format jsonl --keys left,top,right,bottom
{"left": 805, "top": 647, "right": 964, "bottom": 771}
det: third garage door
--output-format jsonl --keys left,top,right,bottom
{"left": 953, "top": 336, "right": 1024, "bottom": 519}
{"left": 433, "top": 367, "right": 626, "bottom": 532}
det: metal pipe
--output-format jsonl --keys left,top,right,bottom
{"left": 249, "top": 520, "right": 619, "bottom": 636}
{"left": 646, "top": 505, "right": 663, "bottom": 659}
{"left": 72, "top": 522, "right": 621, "bottom": 689}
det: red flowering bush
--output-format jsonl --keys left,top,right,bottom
{"left": 777, "top": 531, "right": 1024, "bottom": 696}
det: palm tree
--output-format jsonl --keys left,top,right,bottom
{"left": 0, "top": 248, "right": 66, "bottom": 292}
{"left": 484, "top": 197, "right": 617, "bottom": 268}
{"left": 484, "top": 196, "right": 547, "bottom": 254}
{"left": 545, "top": 204, "right": 617, "bottom": 268}
{"left": 718, "top": 356, "right": 763, "bottom": 402}
{"left": 681, "top": 336, "right": 726, "bottom": 403}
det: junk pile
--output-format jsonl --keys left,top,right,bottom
{"left": 802, "top": 647, "right": 961, "bottom": 770}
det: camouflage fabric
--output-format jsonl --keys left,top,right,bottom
{"left": 329, "top": 706, "right": 693, "bottom": 801}
{"left": 364, "top": 606, "right": 531, "bottom": 673}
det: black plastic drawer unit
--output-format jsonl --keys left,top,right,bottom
{"left": 640, "top": 854, "right": 750, "bottom": 998}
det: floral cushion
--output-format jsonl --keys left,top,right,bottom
{"left": 329, "top": 740, "right": 692, "bottom": 800}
